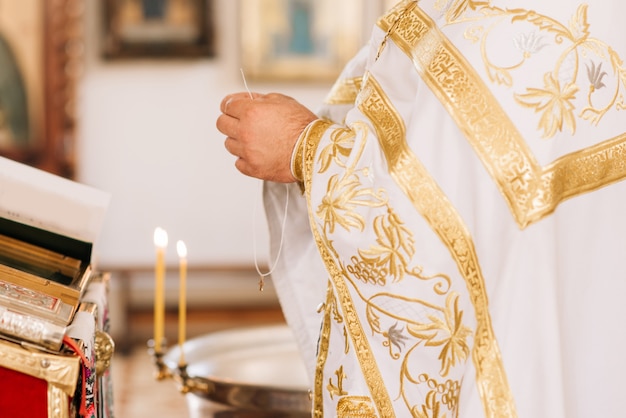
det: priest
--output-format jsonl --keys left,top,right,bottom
{"left": 216, "top": 1, "right": 626, "bottom": 416}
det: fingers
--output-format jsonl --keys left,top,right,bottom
{"left": 233, "top": 157, "right": 253, "bottom": 178}
{"left": 220, "top": 92, "right": 260, "bottom": 115}
{"left": 223, "top": 137, "right": 242, "bottom": 157}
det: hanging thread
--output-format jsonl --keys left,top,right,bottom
{"left": 241, "top": 68, "right": 289, "bottom": 291}
{"left": 253, "top": 183, "right": 290, "bottom": 291}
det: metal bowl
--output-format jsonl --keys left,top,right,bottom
{"left": 163, "top": 324, "right": 312, "bottom": 417}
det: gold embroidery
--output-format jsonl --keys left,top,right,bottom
{"left": 406, "top": 374, "right": 461, "bottom": 418}
{"left": 516, "top": 72, "right": 579, "bottom": 138}
{"left": 316, "top": 173, "right": 386, "bottom": 234}
{"left": 355, "top": 209, "right": 416, "bottom": 284}
{"left": 439, "top": 0, "right": 489, "bottom": 24}
{"left": 314, "top": 283, "right": 335, "bottom": 418}
{"left": 302, "top": 119, "right": 335, "bottom": 194}
{"left": 303, "top": 62, "right": 469, "bottom": 417}
{"left": 291, "top": 123, "right": 311, "bottom": 183}
{"left": 379, "top": 3, "right": 626, "bottom": 229}
{"left": 464, "top": 4, "right": 626, "bottom": 138}
{"left": 325, "top": 77, "right": 364, "bottom": 105}
{"left": 407, "top": 293, "right": 472, "bottom": 376}
{"left": 328, "top": 366, "right": 349, "bottom": 399}
{"left": 359, "top": 73, "right": 516, "bottom": 417}
{"left": 349, "top": 208, "right": 451, "bottom": 292}
{"left": 316, "top": 124, "right": 388, "bottom": 235}
{"left": 319, "top": 127, "right": 356, "bottom": 172}
{"left": 337, "top": 396, "right": 377, "bottom": 418}
{"left": 303, "top": 118, "right": 395, "bottom": 417}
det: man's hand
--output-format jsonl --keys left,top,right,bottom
{"left": 216, "top": 92, "right": 318, "bottom": 183}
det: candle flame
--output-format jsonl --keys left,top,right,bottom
{"left": 154, "top": 227, "right": 168, "bottom": 248}
{"left": 177, "top": 240, "right": 187, "bottom": 258}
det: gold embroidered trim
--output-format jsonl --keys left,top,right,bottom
{"left": 0, "top": 338, "right": 80, "bottom": 396}
{"left": 48, "top": 384, "right": 70, "bottom": 418}
{"left": 313, "top": 284, "right": 334, "bottom": 418}
{"left": 358, "top": 73, "right": 517, "bottom": 418}
{"left": 302, "top": 119, "right": 335, "bottom": 192}
{"left": 291, "top": 121, "right": 312, "bottom": 183}
{"left": 379, "top": 4, "right": 626, "bottom": 229}
{"left": 325, "top": 77, "right": 363, "bottom": 105}
{"left": 303, "top": 120, "right": 395, "bottom": 417}
{"left": 337, "top": 396, "right": 377, "bottom": 417}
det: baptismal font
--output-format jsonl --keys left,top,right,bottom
{"left": 146, "top": 227, "right": 312, "bottom": 417}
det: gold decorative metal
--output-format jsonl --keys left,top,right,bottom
{"left": 48, "top": 384, "right": 70, "bottom": 418}
{"left": 147, "top": 338, "right": 171, "bottom": 381}
{"left": 0, "top": 338, "right": 80, "bottom": 396}
{"left": 95, "top": 330, "right": 115, "bottom": 377}
{"left": 148, "top": 327, "right": 312, "bottom": 415}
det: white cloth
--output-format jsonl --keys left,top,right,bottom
{"left": 266, "top": 1, "right": 626, "bottom": 416}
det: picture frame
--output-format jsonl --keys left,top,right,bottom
{"left": 0, "top": 0, "right": 82, "bottom": 178}
{"left": 102, "top": 0, "right": 215, "bottom": 59}
{"left": 240, "top": 0, "right": 366, "bottom": 82}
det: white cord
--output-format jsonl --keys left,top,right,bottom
{"left": 240, "top": 68, "right": 253, "bottom": 99}
{"left": 253, "top": 183, "right": 289, "bottom": 291}
{"left": 241, "top": 67, "right": 288, "bottom": 291}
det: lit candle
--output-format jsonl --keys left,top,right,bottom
{"left": 176, "top": 240, "right": 188, "bottom": 366}
{"left": 153, "top": 227, "right": 168, "bottom": 354}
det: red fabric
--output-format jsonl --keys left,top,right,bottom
{"left": 0, "top": 366, "right": 49, "bottom": 418}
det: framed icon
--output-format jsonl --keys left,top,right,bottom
{"left": 240, "top": 0, "right": 365, "bottom": 82}
{"left": 103, "top": 0, "right": 215, "bottom": 59}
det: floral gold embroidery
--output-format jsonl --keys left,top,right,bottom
{"left": 355, "top": 208, "right": 416, "bottom": 283}
{"left": 405, "top": 374, "right": 461, "bottom": 417}
{"left": 481, "top": 4, "right": 625, "bottom": 135}
{"left": 319, "top": 127, "right": 356, "bottom": 173}
{"left": 407, "top": 293, "right": 472, "bottom": 376}
{"left": 515, "top": 72, "right": 579, "bottom": 138}
{"left": 439, "top": 0, "right": 490, "bottom": 23}
{"left": 381, "top": 3, "right": 626, "bottom": 229}
{"left": 317, "top": 173, "right": 386, "bottom": 234}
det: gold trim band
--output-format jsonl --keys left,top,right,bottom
{"left": 325, "top": 77, "right": 363, "bottom": 105}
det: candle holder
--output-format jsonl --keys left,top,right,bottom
{"left": 146, "top": 325, "right": 313, "bottom": 416}
{"left": 146, "top": 338, "right": 171, "bottom": 381}
{"left": 147, "top": 339, "right": 209, "bottom": 394}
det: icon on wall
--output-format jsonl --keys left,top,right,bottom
{"left": 103, "top": 0, "right": 215, "bottom": 59}
{"left": 240, "top": 0, "right": 365, "bottom": 82}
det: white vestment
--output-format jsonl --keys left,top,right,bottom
{"left": 265, "top": 1, "right": 626, "bottom": 416}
